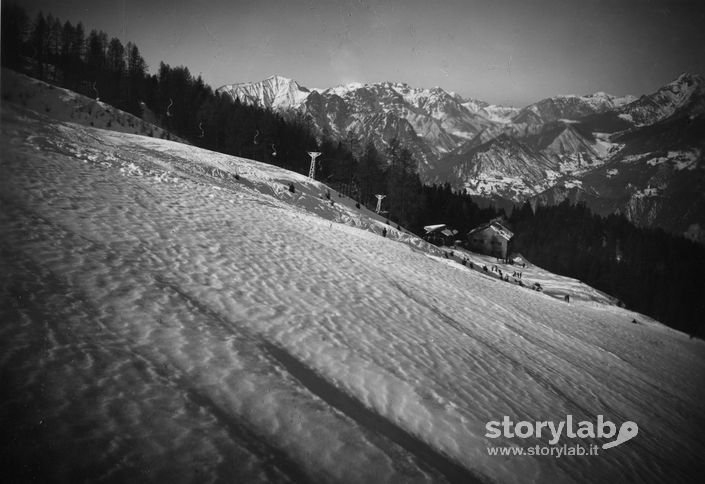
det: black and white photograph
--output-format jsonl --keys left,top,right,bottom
{"left": 1, "top": 0, "right": 704, "bottom": 482}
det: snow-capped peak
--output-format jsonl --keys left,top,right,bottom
{"left": 324, "top": 82, "right": 367, "bottom": 97}
{"left": 617, "top": 72, "right": 705, "bottom": 126}
{"left": 216, "top": 75, "right": 310, "bottom": 110}
{"left": 584, "top": 91, "right": 637, "bottom": 107}
{"left": 549, "top": 91, "right": 636, "bottom": 110}
{"left": 262, "top": 74, "right": 297, "bottom": 87}
{"left": 659, "top": 73, "right": 705, "bottom": 103}
{"left": 671, "top": 72, "right": 704, "bottom": 87}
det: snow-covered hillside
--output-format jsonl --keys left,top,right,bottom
{"left": 1, "top": 69, "right": 180, "bottom": 142}
{"left": 2, "top": 92, "right": 705, "bottom": 483}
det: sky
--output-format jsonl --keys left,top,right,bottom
{"left": 17, "top": 0, "right": 705, "bottom": 107}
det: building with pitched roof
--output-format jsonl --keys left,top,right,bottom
{"left": 466, "top": 218, "right": 514, "bottom": 258}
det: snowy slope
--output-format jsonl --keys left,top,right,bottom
{"left": 1, "top": 69, "right": 180, "bottom": 142}
{"left": 2, "top": 95, "right": 705, "bottom": 483}
{"left": 444, "top": 250, "right": 618, "bottom": 306}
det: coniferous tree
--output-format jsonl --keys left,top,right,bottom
{"left": 47, "top": 15, "right": 62, "bottom": 61}
{"left": 30, "top": 12, "right": 49, "bottom": 79}
{"left": 86, "top": 29, "right": 106, "bottom": 70}
{"left": 60, "top": 20, "right": 73, "bottom": 61}
{"left": 72, "top": 22, "right": 86, "bottom": 60}
{"left": 356, "top": 141, "right": 385, "bottom": 208}
{"left": 106, "top": 38, "right": 125, "bottom": 73}
{"left": 1, "top": 4, "right": 29, "bottom": 70}
{"left": 125, "top": 42, "right": 146, "bottom": 112}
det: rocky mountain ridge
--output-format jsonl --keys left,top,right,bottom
{"left": 217, "top": 74, "right": 705, "bottom": 241}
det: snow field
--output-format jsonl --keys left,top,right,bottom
{"left": 2, "top": 98, "right": 705, "bottom": 483}
{"left": 2, "top": 109, "right": 438, "bottom": 483}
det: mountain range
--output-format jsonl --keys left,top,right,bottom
{"left": 217, "top": 73, "right": 705, "bottom": 242}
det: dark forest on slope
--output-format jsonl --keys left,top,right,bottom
{"left": 509, "top": 202, "right": 705, "bottom": 336}
{"left": 3, "top": 4, "right": 704, "bottom": 337}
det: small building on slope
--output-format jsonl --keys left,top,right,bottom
{"left": 466, "top": 219, "right": 514, "bottom": 259}
{"left": 423, "top": 224, "right": 459, "bottom": 246}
